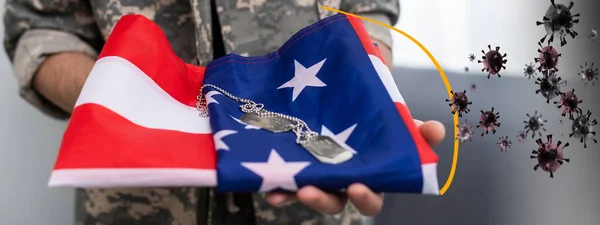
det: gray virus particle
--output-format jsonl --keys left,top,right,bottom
{"left": 523, "top": 63, "right": 537, "bottom": 79}
{"left": 464, "top": 66, "right": 469, "bottom": 73}
{"left": 468, "top": 54, "right": 476, "bottom": 62}
{"left": 497, "top": 136, "right": 512, "bottom": 152}
{"left": 536, "top": 0, "right": 580, "bottom": 46}
{"left": 589, "top": 29, "right": 597, "bottom": 41}
{"left": 569, "top": 110, "right": 598, "bottom": 148}
{"left": 535, "top": 70, "right": 566, "bottom": 103}
{"left": 469, "top": 83, "right": 477, "bottom": 91}
{"left": 456, "top": 119, "right": 474, "bottom": 145}
{"left": 524, "top": 111, "right": 548, "bottom": 138}
{"left": 578, "top": 62, "right": 598, "bottom": 85}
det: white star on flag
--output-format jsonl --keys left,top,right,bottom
{"left": 214, "top": 130, "right": 237, "bottom": 151}
{"left": 277, "top": 59, "right": 327, "bottom": 101}
{"left": 205, "top": 90, "right": 222, "bottom": 105}
{"left": 321, "top": 124, "right": 358, "bottom": 154}
{"left": 241, "top": 149, "right": 311, "bottom": 192}
{"left": 230, "top": 115, "right": 261, "bottom": 130}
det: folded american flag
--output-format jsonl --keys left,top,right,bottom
{"left": 48, "top": 13, "right": 439, "bottom": 195}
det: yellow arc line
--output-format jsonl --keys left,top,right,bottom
{"left": 321, "top": 6, "right": 459, "bottom": 195}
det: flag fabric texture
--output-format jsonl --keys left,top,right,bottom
{"left": 48, "top": 13, "right": 440, "bottom": 195}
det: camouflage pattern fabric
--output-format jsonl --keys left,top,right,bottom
{"left": 3, "top": 0, "right": 399, "bottom": 224}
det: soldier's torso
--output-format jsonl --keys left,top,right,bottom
{"left": 74, "top": 0, "right": 363, "bottom": 225}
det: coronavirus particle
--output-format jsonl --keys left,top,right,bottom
{"left": 569, "top": 110, "right": 598, "bottom": 148}
{"left": 468, "top": 54, "right": 476, "bottom": 62}
{"left": 554, "top": 88, "right": 582, "bottom": 119}
{"left": 578, "top": 62, "right": 598, "bottom": 85}
{"left": 469, "top": 83, "right": 477, "bottom": 91}
{"left": 477, "top": 107, "right": 501, "bottom": 136}
{"left": 517, "top": 130, "right": 527, "bottom": 143}
{"left": 464, "top": 66, "right": 469, "bottom": 73}
{"left": 456, "top": 120, "right": 474, "bottom": 145}
{"left": 445, "top": 90, "right": 472, "bottom": 117}
{"left": 524, "top": 110, "right": 547, "bottom": 138}
{"left": 536, "top": 0, "right": 580, "bottom": 46}
{"left": 523, "top": 63, "right": 537, "bottom": 79}
{"left": 478, "top": 45, "right": 507, "bottom": 78}
{"left": 497, "top": 136, "right": 512, "bottom": 152}
{"left": 531, "top": 134, "right": 570, "bottom": 178}
{"left": 534, "top": 42, "right": 561, "bottom": 72}
{"left": 535, "top": 70, "right": 565, "bottom": 103}
{"left": 589, "top": 29, "right": 598, "bottom": 41}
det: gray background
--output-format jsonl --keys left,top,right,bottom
{"left": 1, "top": 1, "right": 599, "bottom": 225}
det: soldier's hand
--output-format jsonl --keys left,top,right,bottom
{"left": 265, "top": 119, "right": 445, "bottom": 216}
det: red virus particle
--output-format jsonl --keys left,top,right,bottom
{"left": 445, "top": 90, "right": 472, "bottom": 117}
{"left": 536, "top": 0, "right": 580, "bottom": 46}
{"left": 531, "top": 134, "right": 570, "bottom": 178}
{"left": 456, "top": 119, "right": 474, "bottom": 145}
{"left": 517, "top": 130, "right": 527, "bottom": 143}
{"left": 523, "top": 63, "right": 537, "bottom": 79}
{"left": 477, "top": 107, "right": 501, "bottom": 136}
{"left": 534, "top": 42, "right": 561, "bottom": 72}
{"left": 477, "top": 45, "right": 507, "bottom": 78}
{"left": 554, "top": 88, "right": 582, "bottom": 119}
{"left": 497, "top": 136, "right": 512, "bottom": 152}
{"left": 468, "top": 54, "right": 476, "bottom": 62}
{"left": 469, "top": 83, "right": 477, "bottom": 91}
{"left": 569, "top": 110, "right": 598, "bottom": 148}
{"left": 578, "top": 62, "right": 598, "bottom": 85}
{"left": 524, "top": 111, "right": 547, "bottom": 138}
{"left": 535, "top": 70, "right": 564, "bottom": 103}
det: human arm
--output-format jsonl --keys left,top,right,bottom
{"left": 3, "top": 0, "right": 103, "bottom": 119}
{"left": 341, "top": 0, "right": 399, "bottom": 71}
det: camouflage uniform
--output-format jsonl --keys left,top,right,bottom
{"left": 3, "top": 0, "right": 399, "bottom": 224}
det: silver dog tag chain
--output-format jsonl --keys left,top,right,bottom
{"left": 197, "top": 84, "right": 353, "bottom": 164}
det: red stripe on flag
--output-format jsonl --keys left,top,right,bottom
{"left": 55, "top": 103, "right": 216, "bottom": 169}
{"left": 98, "top": 15, "right": 205, "bottom": 107}
{"left": 394, "top": 102, "right": 438, "bottom": 164}
{"left": 345, "top": 15, "right": 386, "bottom": 65}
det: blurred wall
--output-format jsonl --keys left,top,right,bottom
{"left": 0, "top": 14, "right": 73, "bottom": 225}
{"left": 393, "top": 0, "right": 598, "bottom": 75}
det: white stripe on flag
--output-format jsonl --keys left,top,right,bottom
{"left": 76, "top": 56, "right": 212, "bottom": 134}
{"left": 421, "top": 163, "right": 440, "bottom": 195}
{"left": 368, "top": 55, "right": 406, "bottom": 104}
{"left": 49, "top": 169, "right": 217, "bottom": 187}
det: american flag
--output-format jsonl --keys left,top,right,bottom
{"left": 48, "top": 14, "right": 439, "bottom": 195}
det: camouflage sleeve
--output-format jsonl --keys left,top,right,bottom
{"left": 340, "top": 0, "right": 400, "bottom": 49}
{"left": 3, "top": 0, "right": 103, "bottom": 119}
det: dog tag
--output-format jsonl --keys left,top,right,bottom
{"left": 301, "top": 135, "right": 353, "bottom": 164}
{"left": 240, "top": 113, "right": 294, "bottom": 133}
